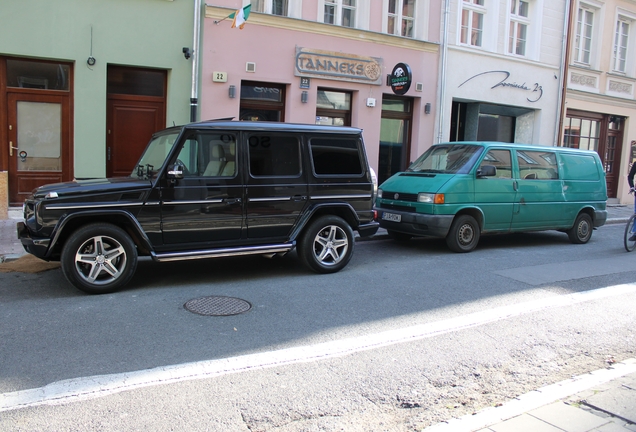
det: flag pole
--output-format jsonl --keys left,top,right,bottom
{"left": 214, "top": 14, "right": 232, "bottom": 25}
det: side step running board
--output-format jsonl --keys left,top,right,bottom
{"left": 152, "top": 243, "right": 295, "bottom": 262}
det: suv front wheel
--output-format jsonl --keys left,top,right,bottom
{"left": 298, "top": 215, "right": 354, "bottom": 274}
{"left": 61, "top": 223, "right": 138, "bottom": 294}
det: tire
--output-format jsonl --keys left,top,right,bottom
{"left": 298, "top": 215, "right": 354, "bottom": 274}
{"left": 566, "top": 213, "right": 593, "bottom": 244}
{"left": 624, "top": 214, "right": 636, "bottom": 252}
{"left": 388, "top": 230, "right": 412, "bottom": 242}
{"left": 446, "top": 215, "right": 480, "bottom": 253}
{"left": 61, "top": 223, "right": 138, "bottom": 294}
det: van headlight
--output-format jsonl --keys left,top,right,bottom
{"left": 377, "top": 189, "right": 383, "bottom": 199}
{"left": 418, "top": 193, "right": 445, "bottom": 204}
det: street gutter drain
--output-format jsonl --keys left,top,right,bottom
{"left": 184, "top": 296, "right": 252, "bottom": 316}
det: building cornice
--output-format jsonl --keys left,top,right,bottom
{"left": 205, "top": 6, "right": 439, "bottom": 54}
{"left": 448, "top": 45, "right": 560, "bottom": 71}
{"left": 566, "top": 89, "right": 636, "bottom": 109}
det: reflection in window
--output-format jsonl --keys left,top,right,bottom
{"left": 574, "top": 7, "right": 594, "bottom": 64}
{"left": 324, "top": 0, "right": 356, "bottom": 27}
{"left": 387, "top": 0, "right": 415, "bottom": 38}
{"left": 310, "top": 137, "right": 362, "bottom": 175}
{"left": 480, "top": 150, "right": 512, "bottom": 179}
{"left": 461, "top": 0, "right": 484, "bottom": 46}
{"left": 316, "top": 89, "right": 352, "bottom": 126}
{"left": 518, "top": 151, "right": 558, "bottom": 179}
{"left": 508, "top": 0, "right": 529, "bottom": 56}
{"left": 7, "top": 59, "right": 70, "bottom": 91}
{"left": 252, "top": 0, "right": 287, "bottom": 15}
{"left": 248, "top": 134, "right": 300, "bottom": 177}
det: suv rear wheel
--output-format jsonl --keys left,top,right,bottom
{"left": 298, "top": 215, "right": 354, "bottom": 274}
{"left": 61, "top": 223, "right": 138, "bottom": 294}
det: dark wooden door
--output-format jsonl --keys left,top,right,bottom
{"left": 106, "top": 95, "right": 165, "bottom": 178}
{"left": 603, "top": 129, "right": 622, "bottom": 198}
{"left": 7, "top": 92, "right": 72, "bottom": 205}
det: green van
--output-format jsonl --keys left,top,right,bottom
{"left": 374, "top": 142, "right": 608, "bottom": 252}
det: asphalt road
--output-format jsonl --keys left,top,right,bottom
{"left": 1, "top": 224, "right": 635, "bottom": 430}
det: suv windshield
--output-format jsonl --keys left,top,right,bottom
{"left": 406, "top": 144, "right": 484, "bottom": 174}
{"left": 133, "top": 131, "right": 180, "bottom": 179}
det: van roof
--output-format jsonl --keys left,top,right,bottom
{"left": 436, "top": 141, "right": 599, "bottom": 155}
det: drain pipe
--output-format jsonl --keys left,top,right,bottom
{"left": 436, "top": 0, "right": 451, "bottom": 144}
{"left": 190, "top": 0, "right": 203, "bottom": 122}
{"left": 555, "top": 0, "right": 574, "bottom": 146}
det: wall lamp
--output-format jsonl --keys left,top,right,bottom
{"left": 301, "top": 91, "right": 308, "bottom": 103}
{"left": 229, "top": 85, "right": 236, "bottom": 99}
{"left": 425, "top": 103, "right": 431, "bottom": 115}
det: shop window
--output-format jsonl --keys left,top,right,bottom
{"left": 315, "top": 89, "right": 351, "bottom": 126}
{"left": 460, "top": 0, "right": 484, "bottom": 46}
{"left": 240, "top": 81, "right": 285, "bottom": 122}
{"left": 387, "top": 0, "right": 415, "bottom": 37}
{"left": 562, "top": 116, "right": 600, "bottom": 151}
{"left": 6, "top": 58, "right": 70, "bottom": 91}
{"left": 323, "top": 0, "right": 356, "bottom": 27}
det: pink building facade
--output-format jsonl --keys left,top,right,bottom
{"left": 202, "top": 1, "right": 441, "bottom": 184}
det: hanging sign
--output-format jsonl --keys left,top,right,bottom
{"left": 389, "top": 63, "right": 412, "bottom": 95}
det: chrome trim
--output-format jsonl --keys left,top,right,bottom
{"left": 44, "top": 202, "right": 145, "bottom": 210}
{"left": 248, "top": 197, "right": 291, "bottom": 202}
{"left": 162, "top": 199, "right": 224, "bottom": 205}
{"left": 153, "top": 243, "right": 294, "bottom": 262}
{"left": 310, "top": 194, "right": 371, "bottom": 200}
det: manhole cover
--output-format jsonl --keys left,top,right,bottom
{"left": 184, "top": 296, "right": 252, "bottom": 316}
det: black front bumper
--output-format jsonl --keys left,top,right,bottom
{"left": 17, "top": 221, "right": 50, "bottom": 259}
{"left": 375, "top": 208, "right": 454, "bottom": 238}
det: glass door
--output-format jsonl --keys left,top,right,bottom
{"left": 378, "top": 96, "right": 412, "bottom": 185}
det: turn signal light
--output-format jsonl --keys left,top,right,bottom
{"left": 434, "top": 194, "right": 445, "bottom": 204}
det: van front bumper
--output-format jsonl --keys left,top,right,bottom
{"left": 375, "top": 208, "right": 454, "bottom": 238}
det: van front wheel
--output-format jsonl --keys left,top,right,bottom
{"left": 567, "top": 213, "right": 593, "bottom": 244}
{"left": 446, "top": 215, "right": 480, "bottom": 253}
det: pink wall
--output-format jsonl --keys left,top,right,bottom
{"left": 200, "top": 9, "right": 440, "bottom": 172}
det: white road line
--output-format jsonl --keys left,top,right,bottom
{"left": 2, "top": 283, "right": 636, "bottom": 413}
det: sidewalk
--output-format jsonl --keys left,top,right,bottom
{"left": 1, "top": 206, "right": 635, "bottom": 431}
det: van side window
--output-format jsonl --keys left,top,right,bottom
{"left": 518, "top": 151, "right": 559, "bottom": 180}
{"left": 310, "top": 137, "right": 363, "bottom": 175}
{"left": 480, "top": 149, "right": 512, "bottom": 178}
{"left": 175, "top": 133, "right": 237, "bottom": 177}
{"left": 248, "top": 134, "right": 301, "bottom": 177}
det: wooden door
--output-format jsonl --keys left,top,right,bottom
{"left": 603, "top": 129, "right": 622, "bottom": 198}
{"left": 106, "top": 95, "right": 165, "bottom": 178}
{"left": 7, "top": 92, "right": 72, "bottom": 205}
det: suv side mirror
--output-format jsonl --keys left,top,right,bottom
{"left": 476, "top": 165, "right": 496, "bottom": 178}
{"left": 167, "top": 162, "right": 185, "bottom": 180}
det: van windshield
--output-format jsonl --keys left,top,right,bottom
{"left": 406, "top": 144, "right": 484, "bottom": 174}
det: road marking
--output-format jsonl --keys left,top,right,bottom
{"left": 2, "top": 283, "right": 636, "bottom": 412}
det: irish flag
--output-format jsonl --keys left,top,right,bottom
{"left": 231, "top": 4, "right": 251, "bottom": 29}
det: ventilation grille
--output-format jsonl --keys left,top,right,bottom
{"left": 246, "top": 62, "right": 256, "bottom": 73}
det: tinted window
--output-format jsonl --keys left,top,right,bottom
{"left": 310, "top": 137, "right": 363, "bottom": 175}
{"left": 248, "top": 134, "right": 300, "bottom": 177}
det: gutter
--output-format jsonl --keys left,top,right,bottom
{"left": 190, "top": 0, "right": 203, "bottom": 122}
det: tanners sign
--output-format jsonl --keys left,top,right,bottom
{"left": 295, "top": 47, "right": 383, "bottom": 85}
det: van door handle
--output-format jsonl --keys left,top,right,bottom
{"left": 513, "top": 180, "right": 518, "bottom": 191}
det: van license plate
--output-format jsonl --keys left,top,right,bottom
{"left": 382, "top": 212, "right": 401, "bottom": 222}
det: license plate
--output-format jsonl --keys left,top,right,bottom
{"left": 381, "top": 212, "right": 401, "bottom": 222}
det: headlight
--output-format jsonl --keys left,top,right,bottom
{"left": 377, "top": 189, "right": 383, "bottom": 199}
{"left": 418, "top": 193, "right": 445, "bottom": 204}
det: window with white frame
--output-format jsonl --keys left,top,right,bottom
{"left": 252, "top": 0, "right": 288, "bottom": 16}
{"left": 461, "top": 0, "right": 485, "bottom": 47}
{"left": 324, "top": 0, "right": 356, "bottom": 27}
{"left": 574, "top": 6, "right": 594, "bottom": 64}
{"left": 508, "top": 0, "right": 529, "bottom": 55}
{"left": 387, "top": 0, "right": 416, "bottom": 38}
{"left": 613, "top": 18, "right": 630, "bottom": 73}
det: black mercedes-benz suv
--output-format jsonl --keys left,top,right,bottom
{"left": 17, "top": 121, "right": 379, "bottom": 294}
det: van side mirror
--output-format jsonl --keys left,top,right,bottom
{"left": 477, "top": 165, "right": 496, "bottom": 178}
{"left": 167, "top": 162, "right": 185, "bottom": 180}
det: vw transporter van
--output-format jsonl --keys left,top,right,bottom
{"left": 375, "top": 142, "right": 608, "bottom": 252}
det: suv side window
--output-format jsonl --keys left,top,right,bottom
{"left": 248, "top": 133, "right": 301, "bottom": 177}
{"left": 309, "top": 136, "right": 363, "bottom": 175}
{"left": 174, "top": 132, "right": 237, "bottom": 177}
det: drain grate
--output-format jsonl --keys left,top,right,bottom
{"left": 184, "top": 296, "right": 252, "bottom": 316}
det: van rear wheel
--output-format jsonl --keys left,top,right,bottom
{"left": 446, "top": 215, "right": 480, "bottom": 253}
{"left": 567, "top": 213, "right": 593, "bottom": 244}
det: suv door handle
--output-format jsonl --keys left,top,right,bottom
{"left": 292, "top": 195, "right": 307, "bottom": 201}
{"left": 224, "top": 198, "right": 242, "bottom": 205}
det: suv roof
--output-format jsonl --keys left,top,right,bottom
{"left": 173, "top": 120, "right": 363, "bottom": 135}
